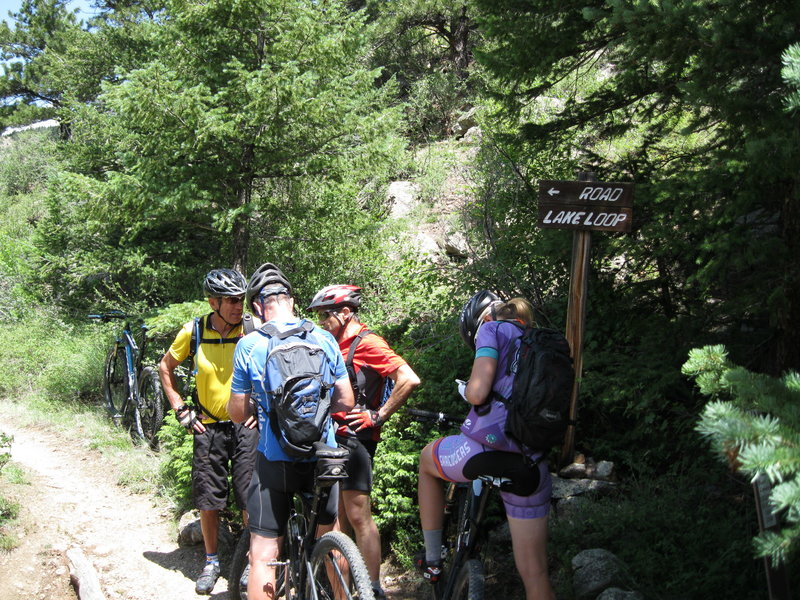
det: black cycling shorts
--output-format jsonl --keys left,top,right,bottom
{"left": 335, "top": 436, "right": 378, "bottom": 493}
{"left": 247, "top": 453, "right": 339, "bottom": 538}
{"left": 192, "top": 421, "right": 259, "bottom": 511}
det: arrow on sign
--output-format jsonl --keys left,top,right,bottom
{"left": 548, "top": 188, "right": 560, "bottom": 196}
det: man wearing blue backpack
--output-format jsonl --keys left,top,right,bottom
{"left": 227, "top": 263, "right": 355, "bottom": 600}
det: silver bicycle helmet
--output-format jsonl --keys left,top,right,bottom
{"left": 203, "top": 268, "right": 247, "bottom": 297}
{"left": 246, "top": 262, "right": 293, "bottom": 311}
{"left": 459, "top": 290, "right": 501, "bottom": 350}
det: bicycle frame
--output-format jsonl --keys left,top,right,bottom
{"left": 276, "top": 481, "right": 331, "bottom": 597}
{"left": 230, "top": 442, "right": 372, "bottom": 600}
{"left": 89, "top": 312, "right": 156, "bottom": 432}
{"left": 436, "top": 476, "right": 498, "bottom": 600}
{"left": 112, "top": 319, "right": 150, "bottom": 416}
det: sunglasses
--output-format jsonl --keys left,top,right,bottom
{"left": 318, "top": 310, "right": 337, "bottom": 321}
{"left": 221, "top": 296, "right": 245, "bottom": 305}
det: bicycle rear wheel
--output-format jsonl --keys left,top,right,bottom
{"left": 137, "top": 366, "right": 165, "bottom": 449}
{"left": 103, "top": 344, "right": 128, "bottom": 421}
{"left": 309, "top": 531, "right": 374, "bottom": 600}
{"left": 453, "top": 559, "right": 484, "bottom": 600}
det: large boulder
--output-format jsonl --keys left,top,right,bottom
{"left": 572, "top": 548, "right": 627, "bottom": 600}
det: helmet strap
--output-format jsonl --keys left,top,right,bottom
{"left": 332, "top": 309, "right": 356, "bottom": 342}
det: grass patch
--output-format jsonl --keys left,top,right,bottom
{"left": 0, "top": 431, "right": 20, "bottom": 550}
{"left": 2, "top": 464, "right": 28, "bottom": 485}
{"left": 0, "top": 393, "right": 166, "bottom": 500}
{"left": 0, "top": 496, "right": 20, "bottom": 551}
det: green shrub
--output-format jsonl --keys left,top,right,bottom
{"left": 157, "top": 415, "right": 194, "bottom": 513}
{"left": 549, "top": 460, "right": 765, "bottom": 598}
{"left": 0, "top": 309, "right": 107, "bottom": 403}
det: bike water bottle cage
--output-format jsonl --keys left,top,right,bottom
{"left": 313, "top": 441, "right": 350, "bottom": 486}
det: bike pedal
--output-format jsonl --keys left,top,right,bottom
{"left": 266, "top": 560, "right": 288, "bottom": 567}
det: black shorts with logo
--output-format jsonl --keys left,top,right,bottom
{"left": 335, "top": 436, "right": 378, "bottom": 493}
{"left": 247, "top": 453, "right": 339, "bottom": 538}
{"left": 192, "top": 421, "right": 259, "bottom": 511}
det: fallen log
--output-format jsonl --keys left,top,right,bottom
{"left": 67, "top": 547, "right": 106, "bottom": 600}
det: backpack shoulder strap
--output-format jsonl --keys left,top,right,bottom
{"left": 242, "top": 313, "right": 256, "bottom": 335}
{"left": 260, "top": 319, "right": 314, "bottom": 340}
{"left": 493, "top": 320, "right": 529, "bottom": 376}
{"left": 188, "top": 315, "right": 204, "bottom": 375}
{"left": 346, "top": 329, "right": 373, "bottom": 368}
{"left": 345, "top": 329, "right": 373, "bottom": 384}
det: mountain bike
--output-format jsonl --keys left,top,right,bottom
{"left": 88, "top": 311, "right": 165, "bottom": 449}
{"left": 228, "top": 441, "right": 374, "bottom": 600}
{"left": 410, "top": 407, "right": 515, "bottom": 600}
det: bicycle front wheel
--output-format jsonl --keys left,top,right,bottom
{"left": 229, "top": 529, "right": 251, "bottom": 600}
{"left": 309, "top": 531, "right": 374, "bottom": 600}
{"left": 452, "top": 558, "right": 484, "bottom": 600}
{"left": 103, "top": 344, "right": 128, "bottom": 420}
{"left": 138, "top": 366, "right": 165, "bottom": 449}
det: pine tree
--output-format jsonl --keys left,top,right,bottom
{"left": 684, "top": 345, "right": 800, "bottom": 565}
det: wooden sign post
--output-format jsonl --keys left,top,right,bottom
{"left": 537, "top": 172, "right": 634, "bottom": 467}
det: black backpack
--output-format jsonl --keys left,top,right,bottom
{"left": 501, "top": 323, "right": 575, "bottom": 452}
{"left": 258, "top": 320, "right": 337, "bottom": 459}
{"left": 345, "top": 329, "right": 394, "bottom": 410}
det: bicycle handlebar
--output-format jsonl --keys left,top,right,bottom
{"left": 407, "top": 408, "right": 463, "bottom": 426}
{"left": 87, "top": 311, "right": 128, "bottom": 321}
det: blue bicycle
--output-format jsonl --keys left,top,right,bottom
{"left": 88, "top": 311, "right": 165, "bottom": 448}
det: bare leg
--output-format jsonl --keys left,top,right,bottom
{"left": 507, "top": 516, "right": 554, "bottom": 600}
{"left": 341, "top": 490, "right": 381, "bottom": 582}
{"left": 199, "top": 509, "right": 219, "bottom": 555}
{"left": 248, "top": 533, "right": 281, "bottom": 600}
{"left": 418, "top": 442, "right": 445, "bottom": 530}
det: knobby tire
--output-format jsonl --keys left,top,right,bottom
{"left": 229, "top": 529, "right": 251, "bottom": 600}
{"left": 137, "top": 366, "right": 165, "bottom": 449}
{"left": 103, "top": 344, "right": 128, "bottom": 420}
{"left": 452, "top": 559, "right": 484, "bottom": 600}
{"left": 309, "top": 531, "right": 374, "bottom": 600}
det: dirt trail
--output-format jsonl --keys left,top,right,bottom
{"left": 0, "top": 415, "right": 226, "bottom": 600}
{"left": 0, "top": 410, "right": 423, "bottom": 600}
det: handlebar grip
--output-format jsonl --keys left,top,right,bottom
{"left": 87, "top": 311, "right": 127, "bottom": 321}
{"left": 407, "top": 408, "right": 462, "bottom": 425}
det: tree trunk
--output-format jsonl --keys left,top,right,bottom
{"left": 776, "top": 182, "right": 800, "bottom": 373}
{"left": 450, "top": 5, "right": 471, "bottom": 81}
{"left": 231, "top": 186, "right": 250, "bottom": 274}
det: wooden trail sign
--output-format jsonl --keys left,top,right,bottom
{"left": 538, "top": 179, "right": 634, "bottom": 232}
{"left": 539, "top": 174, "right": 635, "bottom": 468}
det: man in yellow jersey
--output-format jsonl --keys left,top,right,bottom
{"left": 159, "top": 268, "right": 259, "bottom": 595}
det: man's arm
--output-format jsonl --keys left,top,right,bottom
{"left": 330, "top": 378, "right": 355, "bottom": 414}
{"left": 227, "top": 391, "right": 253, "bottom": 424}
{"left": 159, "top": 352, "right": 206, "bottom": 433}
{"left": 378, "top": 363, "right": 421, "bottom": 423}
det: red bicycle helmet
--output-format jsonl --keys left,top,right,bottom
{"left": 307, "top": 285, "right": 362, "bottom": 311}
